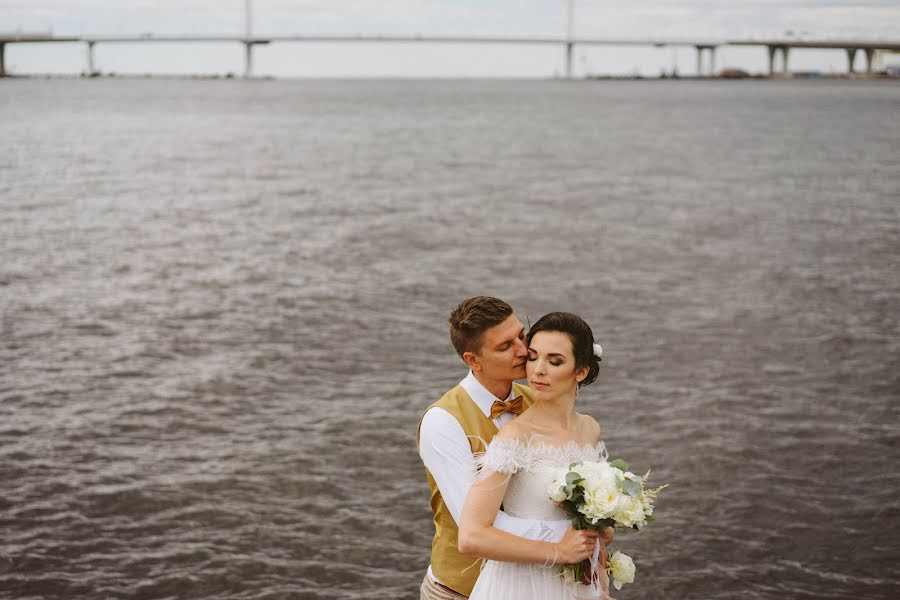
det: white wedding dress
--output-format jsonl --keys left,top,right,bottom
{"left": 468, "top": 436, "right": 609, "bottom": 600}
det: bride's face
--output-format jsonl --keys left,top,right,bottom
{"left": 526, "top": 331, "right": 586, "bottom": 399}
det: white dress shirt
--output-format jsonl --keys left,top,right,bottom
{"left": 419, "top": 371, "right": 570, "bottom": 584}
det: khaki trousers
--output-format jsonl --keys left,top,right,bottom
{"left": 419, "top": 573, "right": 468, "bottom": 600}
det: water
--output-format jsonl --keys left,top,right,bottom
{"left": 1, "top": 78, "right": 898, "bottom": 599}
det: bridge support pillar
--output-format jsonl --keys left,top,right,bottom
{"left": 864, "top": 48, "right": 875, "bottom": 74}
{"left": 768, "top": 46, "right": 789, "bottom": 77}
{"left": 565, "top": 42, "right": 574, "bottom": 79}
{"left": 86, "top": 41, "right": 95, "bottom": 76}
{"left": 846, "top": 48, "right": 858, "bottom": 74}
{"left": 244, "top": 41, "right": 253, "bottom": 78}
{"left": 242, "top": 40, "right": 269, "bottom": 78}
{"left": 0, "top": 42, "right": 5, "bottom": 77}
{"left": 695, "top": 46, "right": 716, "bottom": 77}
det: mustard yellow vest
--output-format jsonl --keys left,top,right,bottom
{"left": 416, "top": 382, "right": 535, "bottom": 597}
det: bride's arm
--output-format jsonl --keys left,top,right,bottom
{"left": 457, "top": 435, "right": 599, "bottom": 565}
{"left": 457, "top": 470, "right": 554, "bottom": 563}
{"left": 419, "top": 407, "right": 571, "bottom": 541}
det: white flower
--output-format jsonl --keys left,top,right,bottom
{"left": 639, "top": 490, "right": 655, "bottom": 516}
{"left": 548, "top": 482, "right": 568, "bottom": 503}
{"left": 577, "top": 466, "right": 623, "bottom": 522}
{"left": 607, "top": 551, "right": 635, "bottom": 590}
{"left": 613, "top": 495, "right": 647, "bottom": 529}
{"left": 576, "top": 461, "right": 618, "bottom": 491}
{"left": 580, "top": 485, "right": 622, "bottom": 523}
{"left": 592, "top": 343, "right": 603, "bottom": 358}
{"left": 548, "top": 459, "right": 664, "bottom": 531}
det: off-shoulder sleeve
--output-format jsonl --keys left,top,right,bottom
{"left": 473, "top": 436, "right": 528, "bottom": 476}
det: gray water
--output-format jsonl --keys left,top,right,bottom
{"left": 1, "top": 78, "right": 898, "bottom": 600}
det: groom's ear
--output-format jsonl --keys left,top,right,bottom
{"left": 462, "top": 350, "right": 481, "bottom": 372}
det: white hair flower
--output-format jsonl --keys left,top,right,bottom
{"left": 592, "top": 343, "right": 603, "bottom": 359}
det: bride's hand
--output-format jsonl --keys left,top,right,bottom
{"left": 578, "top": 538, "right": 611, "bottom": 595}
{"left": 599, "top": 526, "right": 614, "bottom": 545}
{"left": 554, "top": 526, "right": 601, "bottom": 564}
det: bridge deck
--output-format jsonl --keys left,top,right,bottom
{"left": 1, "top": 34, "right": 898, "bottom": 52}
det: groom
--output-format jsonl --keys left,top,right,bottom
{"left": 416, "top": 296, "right": 571, "bottom": 599}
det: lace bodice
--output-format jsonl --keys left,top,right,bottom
{"left": 475, "top": 437, "right": 608, "bottom": 521}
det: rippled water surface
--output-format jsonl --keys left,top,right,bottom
{"left": 1, "top": 78, "right": 899, "bottom": 599}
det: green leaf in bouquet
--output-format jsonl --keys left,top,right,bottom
{"left": 561, "top": 505, "right": 578, "bottom": 521}
{"left": 644, "top": 515, "right": 656, "bottom": 523}
{"left": 565, "top": 471, "right": 585, "bottom": 486}
{"left": 610, "top": 458, "right": 629, "bottom": 472}
{"left": 621, "top": 478, "right": 642, "bottom": 498}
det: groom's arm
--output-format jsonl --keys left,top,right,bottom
{"left": 418, "top": 407, "right": 569, "bottom": 541}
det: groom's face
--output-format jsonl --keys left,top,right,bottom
{"left": 474, "top": 314, "right": 529, "bottom": 381}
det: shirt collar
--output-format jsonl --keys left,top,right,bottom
{"left": 460, "top": 370, "right": 517, "bottom": 418}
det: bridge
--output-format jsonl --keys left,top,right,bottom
{"left": 1, "top": 32, "right": 899, "bottom": 78}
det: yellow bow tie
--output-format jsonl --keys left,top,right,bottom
{"left": 490, "top": 395, "right": 525, "bottom": 420}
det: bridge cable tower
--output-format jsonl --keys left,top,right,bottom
{"left": 565, "top": 0, "right": 576, "bottom": 78}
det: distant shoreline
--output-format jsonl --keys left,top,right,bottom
{"left": 2, "top": 72, "right": 899, "bottom": 82}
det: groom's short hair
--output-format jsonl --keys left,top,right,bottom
{"left": 449, "top": 296, "right": 514, "bottom": 358}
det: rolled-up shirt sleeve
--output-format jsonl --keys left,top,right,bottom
{"left": 418, "top": 407, "right": 569, "bottom": 542}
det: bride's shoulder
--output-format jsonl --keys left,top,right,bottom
{"left": 494, "top": 417, "right": 544, "bottom": 450}
{"left": 495, "top": 418, "right": 529, "bottom": 441}
{"left": 477, "top": 424, "right": 530, "bottom": 475}
{"left": 577, "top": 413, "right": 602, "bottom": 444}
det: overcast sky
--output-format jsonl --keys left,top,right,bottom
{"left": 3, "top": 1, "right": 900, "bottom": 77}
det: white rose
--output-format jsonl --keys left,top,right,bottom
{"left": 607, "top": 551, "right": 635, "bottom": 590}
{"left": 613, "top": 495, "right": 646, "bottom": 529}
{"left": 571, "top": 461, "right": 603, "bottom": 479}
{"left": 548, "top": 483, "right": 568, "bottom": 503}
{"left": 580, "top": 462, "right": 618, "bottom": 492}
{"left": 581, "top": 485, "right": 621, "bottom": 522}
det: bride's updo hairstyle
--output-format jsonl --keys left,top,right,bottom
{"left": 527, "top": 312, "right": 601, "bottom": 388}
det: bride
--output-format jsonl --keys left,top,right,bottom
{"left": 458, "top": 312, "right": 614, "bottom": 599}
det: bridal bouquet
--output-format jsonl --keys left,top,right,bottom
{"left": 548, "top": 458, "right": 667, "bottom": 592}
